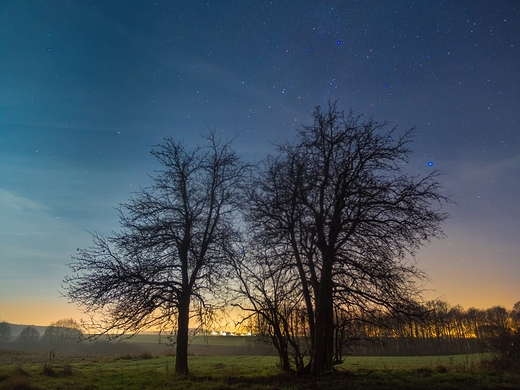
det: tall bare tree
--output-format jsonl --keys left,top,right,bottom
{"left": 243, "top": 102, "right": 449, "bottom": 375}
{"left": 63, "top": 132, "right": 248, "bottom": 376}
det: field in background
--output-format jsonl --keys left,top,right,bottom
{"left": 127, "top": 334, "right": 277, "bottom": 356}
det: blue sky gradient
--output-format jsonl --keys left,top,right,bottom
{"left": 1, "top": 0, "right": 519, "bottom": 325}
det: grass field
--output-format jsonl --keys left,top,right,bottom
{"left": 1, "top": 350, "right": 519, "bottom": 390}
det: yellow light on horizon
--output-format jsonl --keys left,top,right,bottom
{"left": 0, "top": 299, "right": 83, "bottom": 326}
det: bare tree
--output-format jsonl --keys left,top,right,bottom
{"left": 15, "top": 326, "right": 41, "bottom": 349}
{"left": 231, "top": 243, "right": 308, "bottom": 373}
{"left": 243, "top": 102, "right": 449, "bottom": 375}
{"left": 479, "top": 305, "right": 520, "bottom": 363}
{"left": 0, "top": 321, "right": 12, "bottom": 345}
{"left": 512, "top": 301, "right": 520, "bottom": 330}
{"left": 63, "top": 131, "right": 248, "bottom": 376}
{"left": 42, "top": 318, "right": 83, "bottom": 352}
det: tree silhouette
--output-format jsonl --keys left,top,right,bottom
{"left": 42, "top": 318, "right": 83, "bottom": 352}
{"left": 242, "top": 102, "right": 449, "bottom": 375}
{"left": 64, "top": 131, "right": 248, "bottom": 376}
{"left": 0, "top": 321, "right": 12, "bottom": 345}
{"left": 512, "top": 301, "right": 520, "bottom": 329}
{"left": 230, "top": 242, "right": 308, "bottom": 373}
{"left": 16, "top": 326, "right": 40, "bottom": 348}
{"left": 479, "top": 305, "right": 520, "bottom": 364}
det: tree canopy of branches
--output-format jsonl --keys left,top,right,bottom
{"left": 238, "top": 102, "right": 450, "bottom": 375}
{"left": 63, "top": 132, "right": 248, "bottom": 376}
{"left": 478, "top": 305, "right": 520, "bottom": 364}
{"left": 42, "top": 318, "right": 83, "bottom": 352}
{"left": 16, "top": 326, "right": 40, "bottom": 347}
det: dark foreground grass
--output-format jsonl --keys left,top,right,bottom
{"left": 1, "top": 352, "right": 519, "bottom": 390}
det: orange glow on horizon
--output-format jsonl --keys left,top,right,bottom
{"left": 1, "top": 288, "right": 518, "bottom": 329}
{"left": 0, "top": 299, "right": 83, "bottom": 326}
{"left": 0, "top": 298, "right": 248, "bottom": 333}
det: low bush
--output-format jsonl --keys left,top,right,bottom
{"left": 41, "top": 363, "right": 55, "bottom": 377}
{"left": 0, "top": 366, "right": 42, "bottom": 390}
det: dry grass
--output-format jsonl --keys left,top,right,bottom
{"left": 0, "top": 350, "right": 103, "bottom": 366}
{"left": 117, "top": 350, "right": 153, "bottom": 360}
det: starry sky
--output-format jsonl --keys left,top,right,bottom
{"left": 1, "top": 1, "right": 519, "bottom": 326}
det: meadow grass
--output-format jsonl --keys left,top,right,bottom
{"left": 1, "top": 352, "right": 519, "bottom": 390}
{"left": 339, "top": 353, "right": 487, "bottom": 371}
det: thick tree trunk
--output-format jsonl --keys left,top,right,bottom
{"left": 175, "top": 293, "right": 191, "bottom": 376}
{"left": 311, "top": 270, "right": 334, "bottom": 375}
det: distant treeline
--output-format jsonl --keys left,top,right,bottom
{"left": 246, "top": 299, "right": 520, "bottom": 359}
{"left": 341, "top": 300, "right": 520, "bottom": 356}
{"left": 0, "top": 318, "right": 152, "bottom": 355}
{"left": 1, "top": 300, "right": 519, "bottom": 358}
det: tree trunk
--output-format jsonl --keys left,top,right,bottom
{"left": 175, "top": 293, "right": 191, "bottom": 376}
{"left": 311, "top": 271, "right": 334, "bottom": 375}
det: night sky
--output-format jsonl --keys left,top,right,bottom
{"left": 1, "top": 1, "right": 519, "bottom": 325}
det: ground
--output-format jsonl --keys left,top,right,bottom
{"left": 1, "top": 349, "right": 519, "bottom": 389}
